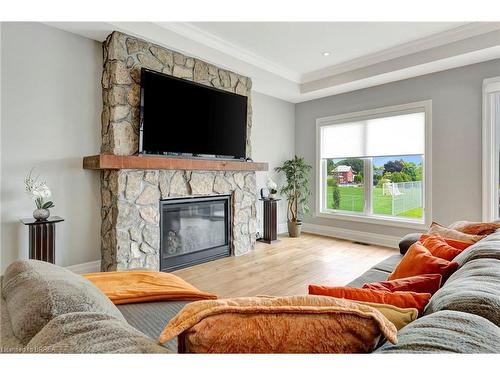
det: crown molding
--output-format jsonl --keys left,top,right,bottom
{"left": 298, "top": 45, "right": 500, "bottom": 102}
{"left": 44, "top": 21, "right": 500, "bottom": 103}
{"left": 302, "top": 22, "right": 500, "bottom": 82}
{"left": 157, "top": 22, "right": 301, "bottom": 83}
{"left": 46, "top": 21, "right": 301, "bottom": 101}
{"left": 301, "top": 28, "right": 500, "bottom": 94}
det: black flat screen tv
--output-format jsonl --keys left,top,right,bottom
{"left": 139, "top": 68, "right": 248, "bottom": 160}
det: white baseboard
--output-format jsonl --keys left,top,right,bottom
{"left": 278, "top": 223, "right": 288, "bottom": 234}
{"left": 301, "top": 222, "right": 400, "bottom": 249}
{"left": 66, "top": 260, "right": 101, "bottom": 274}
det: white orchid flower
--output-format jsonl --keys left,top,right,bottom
{"left": 39, "top": 185, "right": 52, "bottom": 199}
{"left": 267, "top": 178, "right": 277, "bottom": 190}
{"left": 32, "top": 190, "right": 43, "bottom": 198}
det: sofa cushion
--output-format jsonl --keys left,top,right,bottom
{"left": 0, "top": 293, "right": 24, "bottom": 353}
{"left": 2, "top": 260, "right": 125, "bottom": 345}
{"left": 26, "top": 312, "right": 169, "bottom": 353}
{"left": 372, "top": 254, "right": 403, "bottom": 273}
{"left": 453, "top": 230, "right": 500, "bottom": 267}
{"left": 118, "top": 300, "right": 189, "bottom": 352}
{"left": 376, "top": 310, "right": 500, "bottom": 353}
{"left": 347, "top": 268, "right": 390, "bottom": 288}
{"left": 424, "top": 258, "right": 500, "bottom": 326}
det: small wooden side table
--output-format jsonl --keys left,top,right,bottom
{"left": 258, "top": 199, "right": 280, "bottom": 244}
{"left": 20, "top": 216, "right": 64, "bottom": 264}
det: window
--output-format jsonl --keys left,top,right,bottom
{"left": 316, "top": 101, "right": 431, "bottom": 228}
{"left": 482, "top": 77, "right": 500, "bottom": 221}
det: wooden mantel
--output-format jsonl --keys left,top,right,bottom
{"left": 83, "top": 154, "right": 269, "bottom": 172}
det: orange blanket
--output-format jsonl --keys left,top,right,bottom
{"left": 83, "top": 271, "right": 217, "bottom": 305}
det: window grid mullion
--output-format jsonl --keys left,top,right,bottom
{"left": 364, "top": 158, "right": 373, "bottom": 216}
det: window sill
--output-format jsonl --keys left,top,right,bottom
{"left": 316, "top": 210, "right": 427, "bottom": 230}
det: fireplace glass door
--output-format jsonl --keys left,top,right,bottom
{"left": 160, "top": 195, "right": 231, "bottom": 271}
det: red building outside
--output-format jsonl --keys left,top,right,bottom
{"left": 333, "top": 165, "right": 354, "bottom": 184}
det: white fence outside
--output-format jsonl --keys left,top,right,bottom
{"left": 383, "top": 181, "right": 422, "bottom": 216}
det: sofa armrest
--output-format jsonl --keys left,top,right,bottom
{"left": 399, "top": 233, "right": 422, "bottom": 255}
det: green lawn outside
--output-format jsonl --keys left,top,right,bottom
{"left": 326, "top": 184, "right": 423, "bottom": 219}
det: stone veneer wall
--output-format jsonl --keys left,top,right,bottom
{"left": 101, "top": 169, "right": 257, "bottom": 271}
{"left": 101, "top": 31, "right": 252, "bottom": 156}
{"left": 99, "top": 32, "right": 257, "bottom": 271}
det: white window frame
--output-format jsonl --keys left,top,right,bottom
{"left": 315, "top": 100, "right": 432, "bottom": 230}
{"left": 482, "top": 77, "right": 500, "bottom": 221}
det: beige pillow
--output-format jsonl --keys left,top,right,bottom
{"left": 354, "top": 301, "right": 418, "bottom": 330}
{"left": 159, "top": 295, "right": 397, "bottom": 353}
{"left": 428, "top": 222, "right": 484, "bottom": 244}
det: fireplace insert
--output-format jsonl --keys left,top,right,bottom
{"left": 159, "top": 195, "right": 231, "bottom": 271}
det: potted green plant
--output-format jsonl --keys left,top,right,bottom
{"left": 275, "top": 155, "right": 312, "bottom": 237}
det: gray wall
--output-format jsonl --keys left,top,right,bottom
{"left": 296, "top": 59, "right": 500, "bottom": 238}
{"left": 1, "top": 23, "right": 102, "bottom": 272}
{"left": 0, "top": 23, "right": 297, "bottom": 272}
{"left": 252, "top": 91, "right": 296, "bottom": 234}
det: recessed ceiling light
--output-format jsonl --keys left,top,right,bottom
{"left": 322, "top": 51, "right": 331, "bottom": 57}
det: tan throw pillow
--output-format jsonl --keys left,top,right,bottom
{"left": 354, "top": 301, "right": 418, "bottom": 330}
{"left": 159, "top": 295, "right": 397, "bottom": 353}
{"left": 428, "top": 222, "right": 484, "bottom": 244}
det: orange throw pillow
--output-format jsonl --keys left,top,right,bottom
{"left": 448, "top": 220, "right": 500, "bottom": 236}
{"left": 419, "top": 234, "right": 471, "bottom": 251}
{"left": 83, "top": 271, "right": 217, "bottom": 304}
{"left": 159, "top": 295, "right": 397, "bottom": 353}
{"left": 388, "top": 242, "right": 458, "bottom": 282}
{"left": 362, "top": 274, "right": 442, "bottom": 295}
{"left": 420, "top": 235, "right": 465, "bottom": 261}
{"left": 308, "top": 285, "right": 431, "bottom": 315}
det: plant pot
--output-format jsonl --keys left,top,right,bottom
{"left": 33, "top": 208, "right": 50, "bottom": 221}
{"left": 287, "top": 220, "right": 302, "bottom": 238}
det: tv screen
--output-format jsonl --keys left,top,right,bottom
{"left": 139, "top": 68, "right": 248, "bottom": 159}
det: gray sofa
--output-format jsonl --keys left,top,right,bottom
{"left": 347, "top": 230, "right": 500, "bottom": 353}
{"left": 1, "top": 230, "right": 500, "bottom": 353}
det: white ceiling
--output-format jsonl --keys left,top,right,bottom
{"left": 189, "top": 22, "right": 464, "bottom": 76}
{"left": 46, "top": 21, "right": 500, "bottom": 102}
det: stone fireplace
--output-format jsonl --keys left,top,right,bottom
{"left": 101, "top": 169, "right": 258, "bottom": 271}
{"left": 96, "top": 31, "right": 261, "bottom": 271}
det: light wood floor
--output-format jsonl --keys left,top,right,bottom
{"left": 173, "top": 233, "right": 396, "bottom": 298}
